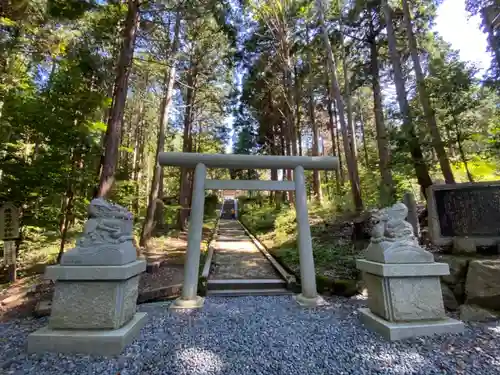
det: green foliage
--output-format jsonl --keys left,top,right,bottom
{"left": 204, "top": 193, "right": 219, "bottom": 216}
{"left": 239, "top": 198, "right": 362, "bottom": 283}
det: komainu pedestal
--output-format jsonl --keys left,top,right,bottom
{"left": 356, "top": 203, "right": 464, "bottom": 340}
{"left": 27, "top": 199, "right": 147, "bottom": 356}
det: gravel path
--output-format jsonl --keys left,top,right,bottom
{"left": 1, "top": 296, "right": 500, "bottom": 375}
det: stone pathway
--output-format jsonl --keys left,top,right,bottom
{"left": 209, "top": 220, "right": 281, "bottom": 280}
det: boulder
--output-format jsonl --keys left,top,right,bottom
{"left": 465, "top": 260, "right": 500, "bottom": 310}
{"left": 441, "top": 283, "right": 459, "bottom": 311}
{"left": 453, "top": 237, "right": 476, "bottom": 254}
{"left": 453, "top": 283, "right": 466, "bottom": 304}
{"left": 434, "top": 255, "right": 469, "bottom": 285}
{"left": 459, "top": 304, "right": 500, "bottom": 322}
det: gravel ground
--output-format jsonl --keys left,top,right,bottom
{"left": 1, "top": 296, "right": 500, "bottom": 375}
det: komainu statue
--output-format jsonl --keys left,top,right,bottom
{"left": 60, "top": 198, "right": 137, "bottom": 266}
{"left": 365, "top": 203, "right": 433, "bottom": 264}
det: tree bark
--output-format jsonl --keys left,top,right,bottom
{"left": 338, "top": 10, "right": 358, "bottom": 162}
{"left": 96, "top": 0, "right": 140, "bottom": 198}
{"left": 57, "top": 148, "right": 80, "bottom": 263}
{"left": 141, "top": 13, "right": 181, "bottom": 246}
{"left": 294, "top": 64, "right": 302, "bottom": 156}
{"left": 326, "top": 76, "right": 341, "bottom": 195}
{"left": 132, "top": 111, "right": 146, "bottom": 216}
{"left": 332, "top": 99, "right": 345, "bottom": 185}
{"left": 402, "top": 0, "right": 455, "bottom": 184}
{"left": 316, "top": 0, "right": 363, "bottom": 211}
{"left": 306, "top": 25, "right": 322, "bottom": 202}
{"left": 368, "top": 13, "right": 395, "bottom": 205}
{"left": 177, "top": 61, "right": 197, "bottom": 230}
{"left": 357, "top": 103, "right": 370, "bottom": 168}
{"left": 452, "top": 113, "right": 474, "bottom": 182}
{"left": 381, "top": 0, "right": 433, "bottom": 197}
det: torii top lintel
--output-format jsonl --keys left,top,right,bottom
{"left": 158, "top": 152, "right": 338, "bottom": 170}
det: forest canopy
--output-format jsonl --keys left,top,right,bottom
{"left": 0, "top": 0, "right": 498, "bottom": 257}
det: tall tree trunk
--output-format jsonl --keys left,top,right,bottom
{"left": 452, "top": 113, "right": 474, "bottom": 182}
{"left": 270, "top": 121, "right": 280, "bottom": 208}
{"left": 444, "top": 125, "right": 456, "bottom": 159}
{"left": 357, "top": 104, "right": 370, "bottom": 168}
{"left": 177, "top": 63, "right": 197, "bottom": 230}
{"left": 316, "top": 0, "right": 363, "bottom": 211}
{"left": 294, "top": 64, "right": 302, "bottom": 156}
{"left": 337, "top": 6, "right": 358, "bottom": 162}
{"left": 132, "top": 115, "right": 146, "bottom": 216}
{"left": 402, "top": 0, "right": 455, "bottom": 184}
{"left": 96, "top": 0, "right": 140, "bottom": 198}
{"left": 381, "top": 0, "right": 433, "bottom": 197}
{"left": 368, "top": 15, "right": 395, "bottom": 205}
{"left": 306, "top": 25, "right": 322, "bottom": 202}
{"left": 57, "top": 148, "right": 80, "bottom": 263}
{"left": 141, "top": 13, "right": 181, "bottom": 246}
{"left": 326, "top": 76, "right": 341, "bottom": 195}
{"left": 332, "top": 99, "right": 345, "bottom": 185}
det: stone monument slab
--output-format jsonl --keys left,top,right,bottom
{"left": 427, "top": 181, "right": 500, "bottom": 247}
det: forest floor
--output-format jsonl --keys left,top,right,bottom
{"left": 0, "top": 216, "right": 218, "bottom": 322}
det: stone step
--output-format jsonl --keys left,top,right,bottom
{"left": 207, "top": 278, "right": 287, "bottom": 291}
{"left": 207, "top": 288, "right": 292, "bottom": 297}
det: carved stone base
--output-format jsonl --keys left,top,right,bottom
{"left": 359, "top": 308, "right": 464, "bottom": 341}
{"left": 363, "top": 273, "right": 445, "bottom": 321}
{"left": 49, "top": 276, "right": 140, "bottom": 330}
{"left": 28, "top": 312, "right": 147, "bottom": 356}
{"left": 357, "top": 260, "right": 447, "bottom": 322}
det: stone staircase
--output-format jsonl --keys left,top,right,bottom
{"left": 206, "top": 220, "right": 293, "bottom": 297}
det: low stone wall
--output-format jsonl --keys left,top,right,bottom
{"left": 435, "top": 254, "right": 500, "bottom": 321}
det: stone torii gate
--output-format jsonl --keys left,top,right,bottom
{"left": 159, "top": 152, "right": 339, "bottom": 308}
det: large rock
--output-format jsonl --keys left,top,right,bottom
{"left": 460, "top": 304, "right": 500, "bottom": 322}
{"left": 441, "top": 283, "right": 459, "bottom": 311}
{"left": 465, "top": 260, "right": 500, "bottom": 310}
{"left": 453, "top": 283, "right": 466, "bottom": 304}
{"left": 453, "top": 237, "right": 476, "bottom": 254}
{"left": 434, "top": 255, "right": 469, "bottom": 285}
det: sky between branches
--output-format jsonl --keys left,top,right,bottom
{"left": 223, "top": 0, "right": 490, "bottom": 152}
